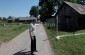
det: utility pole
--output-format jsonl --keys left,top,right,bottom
{"left": 55, "top": 15, "right": 58, "bottom": 37}
{"left": 56, "top": 15, "right": 58, "bottom": 37}
{"left": 55, "top": 15, "right": 58, "bottom": 39}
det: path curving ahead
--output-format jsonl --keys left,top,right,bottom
{"left": 0, "top": 24, "right": 54, "bottom": 55}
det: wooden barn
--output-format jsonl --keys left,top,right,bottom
{"left": 55, "top": 1, "right": 85, "bottom": 31}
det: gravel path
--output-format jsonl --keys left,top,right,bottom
{"left": 0, "top": 24, "right": 54, "bottom": 55}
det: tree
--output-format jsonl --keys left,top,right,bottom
{"left": 77, "top": 0, "right": 85, "bottom": 5}
{"left": 2, "top": 17, "right": 7, "bottom": 26}
{"left": 29, "top": 6, "right": 39, "bottom": 18}
{"left": 39, "top": 0, "right": 77, "bottom": 22}
{"left": 57, "top": 0, "right": 77, "bottom": 8}
{"left": 0, "top": 17, "right": 2, "bottom": 21}
{"left": 63, "top": 0, "right": 77, "bottom": 3}
{"left": 39, "top": 0, "right": 57, "bottom": 22}
{"left": 3, "top": 17, "right": 7, "bottom": 22}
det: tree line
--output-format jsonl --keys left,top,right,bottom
{"left": 0, "top": 17, "right": 18, "bottom": 23}
{"left": 29, "top": 0, "right": 85, "bottom": 22}
{"left": 0, "top": 17, "right": 7, "bottom": 22}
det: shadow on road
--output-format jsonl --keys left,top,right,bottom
{"left": 13, "top": 49, "right": 32, "bottom": 55}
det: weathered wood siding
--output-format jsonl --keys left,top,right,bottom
{"left": 57, "top": 3, "right": 79, "bottom": 31}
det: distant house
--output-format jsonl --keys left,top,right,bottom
{"left": 7, "top": 16, "right": 16, "bottom": 23}
{"left": 7, "top": 16, "right": 36, "bottom": 23}
{"left": 18, "top": 16, "right": 36, "bottom": 23}
{"left": 55, "top": 1, "right": 85, "bottom": 31}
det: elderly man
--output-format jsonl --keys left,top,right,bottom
{"left": 29, "top": 19, "right": 38, "bottom": 54}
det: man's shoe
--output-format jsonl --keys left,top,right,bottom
{"left": 35, "top": 50, "right": 38, "bottom": 52}
{"left": 31, "top": 51, "right": 34, "bottom": 54}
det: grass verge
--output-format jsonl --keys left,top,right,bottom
{"left": 44, "top": 24, "right": 85, "bottom": 55}
{"left": 0, "top": 23, "right": 28, "bottom": 43}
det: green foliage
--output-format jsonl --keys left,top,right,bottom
{"left": 0, "top": 24, "right": 28, "bottom": 43}
{"left": 29, "top": 6, "right": 39, "bottom": 18}
{"left": 39, "top": 0, "right": 57, "bottom": 22}
{"left": 3, "top": 17, "right": 7, "bottom": 21}
{"left": 62, "top": 0, "right": 77, "bottom": 3}
{"left": 0, "top": 17, "right": 2, "bottom": 21}
{"left": 57, "top": 0, "right": 77, "bottom": 8}
{"left": 77, "top": 0, "right": 85, "bottom": 5}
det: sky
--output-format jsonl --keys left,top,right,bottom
{"left": 0, "top": 0, "right": 39, "bottom": 18}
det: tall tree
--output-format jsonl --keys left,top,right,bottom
{"left": 0, "top": 17, "right": 2, "bottom": 21}
{"left": 77, "top": 0, "right": 85, "bottom": 5}
{"left": 2, "top": 17, "right": 7, "bottom": 26}
{"left": 39, "top": 0, "right": 77, "bottom": 22}
{"left": 3, "top": 17, "right": 7, "bottom": 22}
{"left": 29, "top": 6, "right": 39, "bottom": 18}
{"left": 39, "top": 0, "right": 57, "bottom": 22}
{"left": 57, "top": 0, "right": 77, "bottom": 8}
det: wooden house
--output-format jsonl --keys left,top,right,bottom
{"left": 18, "top": 16, "right": 36, "bottom": 23}
{"left": 7, "top": 16, "right": 16, "bottom": 23}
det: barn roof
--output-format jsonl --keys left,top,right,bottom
{"left": 55, "top": 1, "right": 85, "bottom": 16}
{"left": 7, "top": 16, "right": 16, "bottom": 20}
{"left": 64, "top": 1, "right": 85, "bottom": 14}
{"left": 10, "top": 16, "right": 16, "bottom": 19}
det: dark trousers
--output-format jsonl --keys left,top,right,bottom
{"left": 31, "top": 36, "right": 36, "bottom": 52}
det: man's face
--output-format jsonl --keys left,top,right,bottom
{"left": 32, "top": 20, "right": 36, "bottom": 24}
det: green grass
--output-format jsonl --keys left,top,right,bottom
{"left": 44, "top": 24, "right": 85, "bottom": 55}
{"left": 76, "top": 30, "right": 85, "bottom": 33}
{"left": 0, "top": 23, "right": 28, "bottom": 43}
{"left": 44, "top": 24, "right": 73, "bottom": 36}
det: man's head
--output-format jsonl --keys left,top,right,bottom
{"left": 33, "top": 19, "right": 36, "bottom": 23}
{"left": 30, "top": 19, "right": 36, "bottom": 24}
